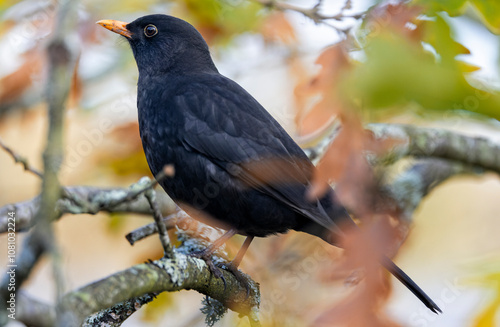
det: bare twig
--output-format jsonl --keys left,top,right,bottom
{"left": 145, "top": 187, "right": 174, "bottom": 257}
{"left": 125, "top": 211, "right": 182, "bottom": 245}
{"left": 105, "top": 164, "right": 174, "bottom": 208}
{"left": 0, "top": 182, "right": 176, "bottom": 234}
{"left": 254, "top": 0, "right": 364, "bottom": 24}
{"left": 0, "top": 137, "right": 43, "bottom": 178}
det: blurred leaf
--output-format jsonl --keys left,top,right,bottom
{"left": 413, "top": 0, "right": 468, "bottom": 16}
{"left": 457, "top": 59, "right": 481, "bottom": 72}
{"left": 0, "top": 50, "right": 44, "bottom": 109}
{"left": 86, "top": 0, "right": 159, "bottom": 15}
{"left": 414, "top": 0, "right": 500, "bottom": 34}
{"left": 106, "top": 212, "right": 127, "bottom": 234}
{"left": 106, "top": 148, "right": 150, "bottom": 176}
{"left": 364, "top": 3, "right": 423, "bottom": 42}
{"left": 296, "top": 45, "right": 350, "bottom": 136}
{"left": 422, "top": 14, "right": 469, "bottom": 61}
{"left": 174, "top": 0, "right": 263, "bottom": 44}
{"left": 141, "top": 292, "right": 175, "bottom": 322}
{"left": 469, "top": 265, "right": 500, "bottom": 327}
{"left": 314, "top": 220, "right": 402, "bottom": 327}
{"left": 343, "top": 31, "right": 460, "bottom": 109}
{"left": 98, "top": 122, "right": 151, "bottom": 177}
{"left": 342, "top": 26, "right": 500, "bottom": 120}
{"left": 260, "top": 12, "right": 296, "bottom": 44}
{"left": 470, "top": 0, "right": 500, "bottom": 34}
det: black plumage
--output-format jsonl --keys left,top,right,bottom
{"left": 97, "top": 14, "right": 440, "bottom": 313}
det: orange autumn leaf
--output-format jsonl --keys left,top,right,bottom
{"left": 365, "top": 3, "right": 423, "bottom": 42}
{"left": 295, "top": 44, "right": 350, "bottom": 136}
{"left": 261, "top": 12, "right": 296, "bottom": 45}
{"left": 313, "top": 217, "right": 403, "bottom": 327}
{"left": 0, "top": 50, "right": 44, "bottom": 108}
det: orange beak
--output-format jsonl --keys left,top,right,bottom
{"left": 96, "top": 19, "right": 132, "bottom": 39}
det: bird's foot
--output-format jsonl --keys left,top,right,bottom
{"left": 225, "top": 262, "right": 251, "bottom": 299}
{"left": 189, "top": 250, "right": 251, "bottom": 298}
{"left": 189, "top": 249, "right": 227, "bottom": 287}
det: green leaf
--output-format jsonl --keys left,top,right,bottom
{"left": 414, "top": 0, "right": 500, "bottom": 34}
{"left": 141, "top": 292, "right": 174, "bottom": 322}
{"left": 341, "top": 30, "right": 500, "bottom": 120}
{"left": 174, "top": 0, "right": 263, "bottom": 44}
{"left": 422, "top": 14, "right": 470, "bottom": 62}
{"left": 413, "top": 0, "right": 468, "bottom": 16}
{"left": 470, "top": 0, "right": 500, "bottom": 34}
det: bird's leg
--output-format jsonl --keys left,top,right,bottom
{"left": 193, "top": 228, "right": 237, "bottom": 257}
{"left": 231, "top": 236, "right": 254, "bottom": 269}
{"left": 226, "top": 236, "right": 254, "bottom": 298}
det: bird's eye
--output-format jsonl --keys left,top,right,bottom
{"left": 144, "top": 24, "right": 158, "bottom": 37}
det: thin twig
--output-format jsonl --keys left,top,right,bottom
{"left": 0, "top": 137, "right": 43, "bottom": 178}
{"left": 254, "top": 0, "right": 365, "bottom": 24}
{"left": 125, "top": 211, "right": 183, "bottom": 245}
{"left": 106, "top": 164, "right": 174, "bottom": 208}
{"left": 145, "top": 187, "right": 174, "bottom": 258}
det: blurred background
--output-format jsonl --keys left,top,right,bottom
{"left": 1, "top": 0, "right": 500, "bottom": 326}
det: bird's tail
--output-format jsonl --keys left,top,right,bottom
{"left": 306, "top": 192, "right": 442, "bottom": 313}
{"left": 379, "top": 255, "right": 441, "bottom": 313}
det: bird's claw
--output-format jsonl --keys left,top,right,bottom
{"left": 189, "top": 250, "right": 250, "bottom": 298}
{"left": 226, "top": 263, "right": 251, "bottom": 299}
{"left": 189, "top": 250, "right": 227, "bottom": 290}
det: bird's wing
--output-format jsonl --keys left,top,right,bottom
{"left": 173, "top": 78, "right": 340, "bottom": 232}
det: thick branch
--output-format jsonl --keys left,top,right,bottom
{"left": 57, "top": 253, "right": 260, "bottom": 327}
{"left": 385, "top": 158, "right": 480, "bottom": 221}
{"left": 16, "top": 292, "right": 56, "bottom": 327}
{"left": 368, "top": 123, "right": 500, "bottom": 174}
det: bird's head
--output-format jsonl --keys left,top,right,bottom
{"left": 97, "top": 14, "right": 217, "bottom": 75}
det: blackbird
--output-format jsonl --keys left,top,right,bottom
{"left": 97, "top": 14, "right": 440, "bottom": 313}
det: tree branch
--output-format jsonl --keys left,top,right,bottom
{"left": 0, "top": 182, "right": 176, "bottom": 233}
{"left": 254, "top": 0, "right": 364, "bottom": 24}
{"left": 0, "top": 137, "right": 43, "bottom": 178}
{"left": 16, "top": 292, "right": 56, "bottom": 327}
{"left": 125, "top": 210, "right": 188, "bottom": 245}
{"left": 0, "top": 1, "right": 79, "bottom": 323}
{"left": 82, "top": 293, "right": 156, "bottom": 327}
{"left": 385, "top": 158, "right": 480, "bottom": 221}
{"left": 57, "top": 253, "right": 260, "bottom": 327}
{"left": 368, "top": 123, "right": 500, "bottom": 174}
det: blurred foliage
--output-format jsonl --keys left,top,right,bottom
{"left": 141, "top": 292, "right": 175, "bottom": 323}
{"left": 415, "top": 0, "right": 500, "bottom": 33}
{"left": 172, "top": 0, "right": 263, "bottom": 44}
{"left": 468, "top": 259, "right": 500, "bottom": 327}
{"left": 340, "top": 3, "right": 500, "bottom": 120}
